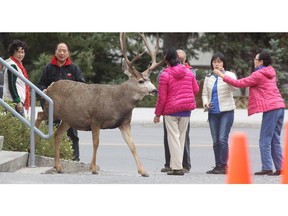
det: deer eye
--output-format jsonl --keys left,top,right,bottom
{"left": 138, "top": 80, "right": 145, "bottom": 84}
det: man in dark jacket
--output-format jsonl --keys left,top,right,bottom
{"left": 37, "top": 42, "right": 85, "bottom": 161}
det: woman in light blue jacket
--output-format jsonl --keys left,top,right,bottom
{"left": 202, "top": 52, "right": 237, "bottom": 174}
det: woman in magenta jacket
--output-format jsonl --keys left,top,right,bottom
{"left": 154, "top": 47, "right": 199, "bottom": 175}
{"left": 214, "top": 49, "right": 286, "bottom": 176}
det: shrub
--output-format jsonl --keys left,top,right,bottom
{"left": 0, "top": 103, "right": 73, "bottom": 160}
{"left": 34, "top": 122, "right": 74, "bottom": 159}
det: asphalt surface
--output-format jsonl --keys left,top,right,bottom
{"left": 0, "top": 108, "right": 287, "bottom": 184}
{"left": 1, "top": 107, "right": 288, "bottom": 216}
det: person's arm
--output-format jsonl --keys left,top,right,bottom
{"left": 202, "top": 77, "right": 210, "bottom": 108}
{"left": 7, "top": 64, "right": 21, "bottom": 103}
{"left": 6, "top": 64, "right": 23, "bottom": 113}
{"left": 226, "top": 71, "right": 238, "bottom": 91}
{"left": 214, "top": 68, "right": 258, "bottom": 88}
{"left": 154, "top": 71, "right": 168, "bottom": 119}
{"left": 154, "top": 70, "right": 164, "bottom": 124}
{"left": 37, "top": 65, "right": 49, "bottom": 92}
{"left": 72, "top": 64, "right": 85, "bottom": 83}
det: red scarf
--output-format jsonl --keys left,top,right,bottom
{"left": 10, "top": 56, "right": 30, "bottom": 111}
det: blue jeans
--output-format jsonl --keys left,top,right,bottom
{"left": 208, "top": 110, "right": 234, "bottom": 168}
{"left": 259, "top": 108, "right": 284, "bottom": 171}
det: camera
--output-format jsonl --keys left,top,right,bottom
{"left": 204, "top": 102, "right": 213, "bottom": 112}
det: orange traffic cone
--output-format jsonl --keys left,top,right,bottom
{"left": 226, "top": 132, "right": 252, "bottom": 184}
{"left": 281, "top": 121, "right": 288, "bottom": 184}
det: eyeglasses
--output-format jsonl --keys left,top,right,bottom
{"left": 254, "top": 58, "right": 259, "bottom": 61}
{"left": 57, "top": 49, "right": 68, "bottom": 53}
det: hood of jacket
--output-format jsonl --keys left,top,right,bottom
{"left": 165, "top": 64, "right": 187, "bottom": 80}
{"left": 258, "top": 66, "right": 276, "bottom": 79}
{"left": 50, "top": 55, "right": 71, "bottom": 67}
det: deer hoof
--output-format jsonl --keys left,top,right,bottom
{"left": 139, "top": 171, "right": 149, "bottom": 177}
{"left": 89, "top": 164, "right": 98, "bottom": 174}
{"left": 138, "top": 168, "right": 149, "bottom": 177}
{"left": 141, "top": 173, "right": 149, "bottom": 177}
{"left": 55, "top": 164, "right": 63, "bottom": 173}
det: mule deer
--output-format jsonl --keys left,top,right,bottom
{"left": 35, "top": 33, "right": 163, "bottom": 177}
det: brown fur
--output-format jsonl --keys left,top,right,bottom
{"left": 35, "top": 33, "right": 163, "bottom": 177}
{"left": 35, "top": 76, "right": 157, "bottom": 177}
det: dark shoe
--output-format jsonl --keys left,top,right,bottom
{"left": 182, "top": 168, "right": 190, "bottom": 173}
{"left": 167, "top": 169, "right": 185, "bottom": 176}
{"left": 267, "top": 170, "right": 281, "bottom": 176}
{"left": 161, "top": 167, "right": 172, "bottom": 172}
{"left": 216, "top": 167, "right": 226, "bottom": 174}
{"left": 206, "top": 166, "right": 225, "bottom": 174}
{"left": 254, "top": 170, "right": 273, "bottom": 175}
{"left": 73, "top": 157, "right": 80, "bottom": 162}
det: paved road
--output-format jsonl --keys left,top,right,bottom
{"left": 0, "top": 125, "right": 283, "bottom": 184}
{"left": 1, "top": 110, "right": 287, "bottom": 215}
{"left": 1, "top": 108, "right": 287, "bottom": 184}
{"left": 78, "top": 125, "right": 284, "bottom": 175}
{"left": 1, "top": 125, "right": 281, "bottom": 184}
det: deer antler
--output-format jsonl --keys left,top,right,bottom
{"left": 120, "top": 33, "right": 146, "bottom": 76}
{"left": 120, "top": 32, "right": 164, "bottom": 77}
{"left": 139, "top": 33, "right": 164, "bottom": 76}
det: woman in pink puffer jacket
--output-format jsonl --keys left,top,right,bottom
{"left": 154, "top": 47, "right": 199, "bottom": 175}
{"left": 214, "top": 49, "right": 286, "bottom": 176}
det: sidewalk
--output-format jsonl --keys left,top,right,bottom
{"left": 132, "top": 108, "right": 288, "bottom": 128}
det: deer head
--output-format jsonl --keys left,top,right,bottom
{"left": 120, "top": 32, "right": 164, "bottom": 96}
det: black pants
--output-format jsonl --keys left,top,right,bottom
{"left": 67, "top": 127, "right": 80, "bottom": 159}
{"left": 52, "top": 120, "right": 80, "bottom": 159}
{"left": 163, "top": 119, "right": 191, "bottom": 170}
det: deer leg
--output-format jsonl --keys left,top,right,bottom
{"left": 90, "top": 125, "right": 100, "bottom": 174}
{"left": 54, "top": 121, "right": 70, "bottom": 173}
{"left": 119, "top": 124, "right": 149, "bottom": 177}
{"left": 34, "top": 111, "right": 45, "bottom": 145}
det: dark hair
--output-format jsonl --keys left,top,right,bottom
{"left": 257, "top": 49, "right": 272, "bottom": 66}
{"left": 163, "top": 47, "right": 178, "bottom": 67}
{"left": 210, "top": 52, "right": 227, "bottom": 70}
{"left": 8, "top": 40, "right": 27, "bottom": 56}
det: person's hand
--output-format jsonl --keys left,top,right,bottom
{"left": 16, "top": 102, "right": 23, "bottom": 113}
{"left": 154, "top": 116, "right": 160, "bottom": 123}
{"left": 213, "top": 68, "right": 225, "bottom": 78}
{"left": 204, "top": 102, "right": 213, "bottom": 112}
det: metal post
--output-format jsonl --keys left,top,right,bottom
{"left": 29, "top": 89, "right": 36, "bottom": 167}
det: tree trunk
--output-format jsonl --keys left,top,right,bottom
{"left": 162, "top": 33, "right": 190, "bottom": 49}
